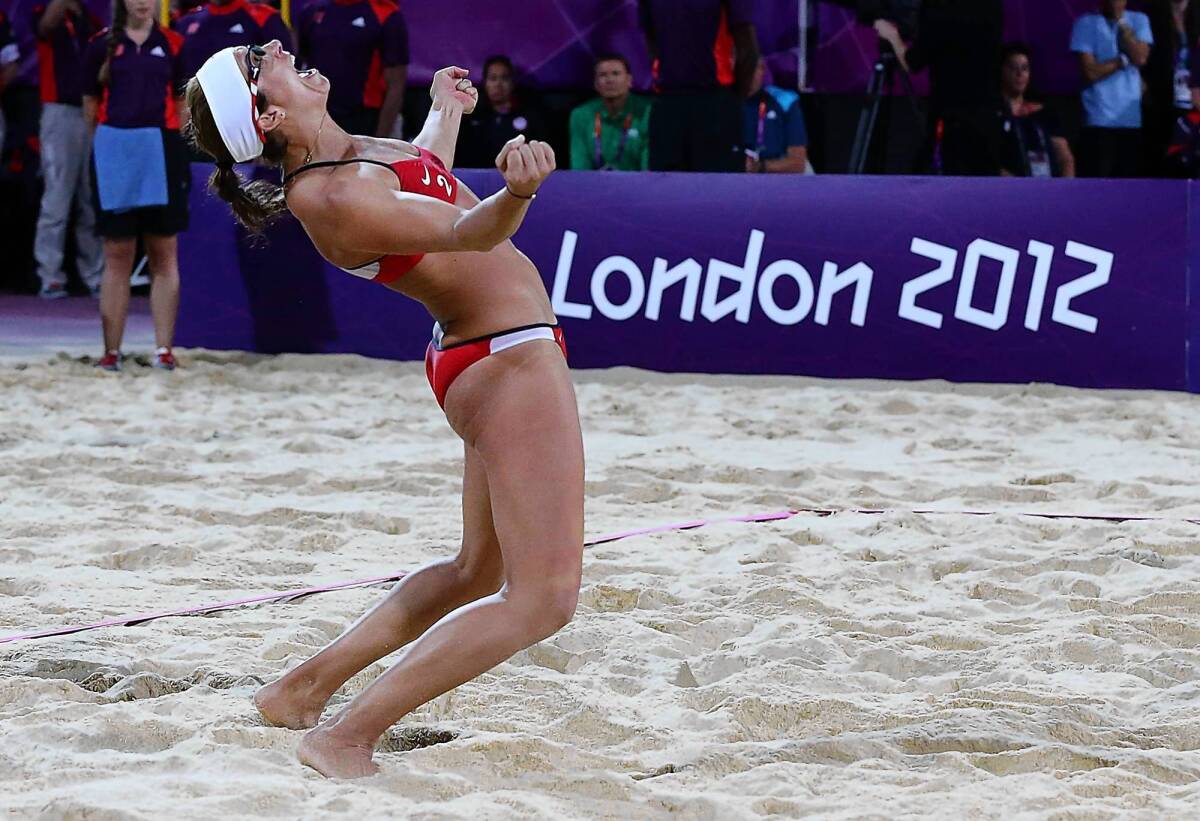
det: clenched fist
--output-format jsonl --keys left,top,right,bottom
{"left": 430, "top": 66, "right": 478, "bottom": 114}
{"left": 496, "top": 135, "right": 555, "bottom": 199}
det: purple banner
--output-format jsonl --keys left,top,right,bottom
{"left": 373, "top": 0, "right": 801, "bottom": 90}
{"left": 178, "top": 166, "right": 1197, "bottom": 393}
{"left": 0, "top": 0, "right": 800, "bottom": 90}
{"left": 0, "top": 0, "right": 1134, "bottom": 96}
{"left": 812, "top": 0, "right": 1147, "bottom": 96}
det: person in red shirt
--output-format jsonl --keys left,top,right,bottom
{"left": 639, "top": 0, "right": 760, "bottom": 172}
{"left": 31, "top": 0, "right": 107, "bottom": 299}
{"left": 297, "top": 0, "right": 408, "bottom": 137}
{"left": 175, "top": 0, "right": 292, "bottom": 87}
{"left": 184, "top": 42, "right": 580, "bottom": 779}
{"left": 82, "top": 0, "right": 188, "bottom": 371}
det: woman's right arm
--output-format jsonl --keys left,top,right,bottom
{"left": 313, "top": 135, "right": 555, "bottom": 256}
{"left": 413, "top": 66, "right": 478, "bottom": 169}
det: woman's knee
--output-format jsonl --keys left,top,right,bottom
{"left": 506, "top": 573, "right": 580, "bottom": 639}
{"left": 452, "top": 545, "right": 504, "bottom": 597}
{"left": 144, "top": 235, "right": 178, "bottom": 275}
{"left": 103, "top": 239, "right": 136, "bottom": 270}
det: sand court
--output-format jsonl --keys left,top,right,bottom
{"left": 2, "top": 352, "right": 1200, "bottom": 818}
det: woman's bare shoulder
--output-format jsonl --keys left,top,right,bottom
{"left": 353, "top": 135, "right": 421, "bottom": 162}
{"left": 284, "top": 160, "right": 396, "bottom": 219}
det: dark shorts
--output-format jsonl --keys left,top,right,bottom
{"left": 92, "top": 129, "right": 191, "bottom": 239}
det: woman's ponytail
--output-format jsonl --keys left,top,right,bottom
{"left": 209, "top": 161, "right": 287, "bottom": 235}
{"left": 186, "top": 75, "right": 290, "bottom": 235}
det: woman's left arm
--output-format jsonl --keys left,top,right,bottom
{"left": 413, "top": 66, "right": 478, "bottom": 169}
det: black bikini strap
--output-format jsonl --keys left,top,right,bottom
{"left": 437, "top": 323, "right": 559, "bottom": 351}
{"left": 282, "top": 157, "right": 398, "bottom": 185}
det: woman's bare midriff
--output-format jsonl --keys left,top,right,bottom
{"left": 386, "top": 242, "right": 556, "bottom": 345}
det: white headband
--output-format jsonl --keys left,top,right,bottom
{"left": 196, "top": 48, "right": 265, "bottom": 163}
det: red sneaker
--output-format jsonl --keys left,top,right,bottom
{"left": 95, "top": 351, "right": 122, "bottom": 372}
{"left": 153, "top": 347, "right": 177, "bottom": 371}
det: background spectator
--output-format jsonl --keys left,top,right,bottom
{"left": 639, "top": 0, "right": 759, "bottom": 173}
{"left": 1070, "top": 0, "right": 1153, "bottom": 177}
{"left": 459, "top": 55, "right": 546, "bottom": 168}
{"left": 0, "top": 9, "right": 18, "bottom": 161}
{"left": 297, "top": 0, "right": 407, "bottom": 138}
{"left": 175, "top": 0, "right": 291, "bottom": 95}
{"left": 1146, "top": 0, "right": 1200, "bottom": 175}
{"left": 31, "top": 0, "right": 105, "bottom": 299}
{"left": 742, "top": 56, "right": 808, "bottom": 174}
{"left": 83, "top": 0, "right": 188, "bottom": 371}
{"left": 875, "top": 0, "right": 1005, "bottom": 176}
{"left": 568, "top": 53, "right": 650, "bottom": 171}
{"left": 1165, "top": 99, "right": 1200, "bottom": 175}
{"left": 996, "top": 42, "right": 1075, "bottom": 177}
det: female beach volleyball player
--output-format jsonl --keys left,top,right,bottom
{"left": 184, "top": 41, "right": 584, "bottom": 779}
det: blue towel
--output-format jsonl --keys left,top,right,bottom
{"left": 93, "top": 125, "right": 168, "bottom": 212}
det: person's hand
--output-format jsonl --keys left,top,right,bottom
{"left": 429, "top": 66, "right": 478, "bottom": 114}
{"left": 496, "top": 134, "right": 555, "bottom": 198}
{"left": 1117, "top": 18, "right": 1138, "bottom": 47}
{"left": 873, "top": 19, "right": 902, "bottom": 49}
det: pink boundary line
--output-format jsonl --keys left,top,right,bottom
{"left": 3, "top": 506, "right": 1197, "bottom": 645}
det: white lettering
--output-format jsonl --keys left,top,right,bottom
{"left": 954, "top": 239, "right": 1020, "bottom": 330}
{"left": 899, "top": 238, "right": 957, "bottom": 329}
{"left": 550, "top": 230, "right": 592, "bottom": 320}
{"left": 591, "top": 256, "right": 646, "bottom": 321}
{"left": 757, "top": 260, "right": 815, "bottom": 325}
{"left": 701, "top": 229, "right": 764, "bottom": 324}
{"left": 1024, "top": 240, "right": 1055, "bottom": 331}
{"left": 815, "top": 261, "right": 873, "bottom": 327}
{"left": 645, "top": 257, "right": 702, "bottom": 321}
{"left": 1053, "top": 241, "right": 1113, "bottom": 334}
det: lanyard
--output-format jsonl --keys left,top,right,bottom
{"left": 593, "top": 110, "right": 633, "bottom": 170}
{"left": 1011, "top": 108, "right": 1050, "bottom": 177}
{"left": 756, "top": 100, "right": 767, "bottom": 154}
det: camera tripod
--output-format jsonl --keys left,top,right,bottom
{"left": 848, "top": 41, "right": 923, "bottom": 174}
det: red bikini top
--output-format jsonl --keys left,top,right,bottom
{"left": 284, "top": 147, "right": 460, "bottom": 284}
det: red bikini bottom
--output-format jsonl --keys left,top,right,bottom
{"left": 424, "top": 322, "right": 568, "bottom": 409}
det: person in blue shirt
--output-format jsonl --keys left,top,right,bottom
{"left": 742, "top": 57, "right": 807, "bottom": 174}
{"left": 1070, "top": 0, "right": 1154, "bottom": 177}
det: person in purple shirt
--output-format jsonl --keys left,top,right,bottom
{"left": 175, "top": 0, "right": 292, "bottom": 91}
{"left": 31, "top": 0, "right": 106, "bottom": 299}
{"left": 82, "top": 0, "right": 189, "bottom": 372}
{"left": 297, "top": 0, "right": 408, "bottom": 138}
{"left": 638, "top": 0, "right": 760, "bottom": 172}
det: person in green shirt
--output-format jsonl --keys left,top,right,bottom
{"left": 569, "top": 53, "right": 653, "bottom": 171}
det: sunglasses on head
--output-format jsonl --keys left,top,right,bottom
{"left": 246, "top": 45, "right": 268, "bottom": 135}
{"left": 247, "top": 44, "right": 266, "bottom": 84}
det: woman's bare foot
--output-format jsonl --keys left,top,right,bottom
{"left": 298, "top": 726, "right": 380, "bottom": 779}
{"left": 254, "top": 677, "right": 327, "bottom": 730}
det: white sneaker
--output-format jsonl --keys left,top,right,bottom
{"left": 38, "top": 282, "right": 69, "bottom": 300}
